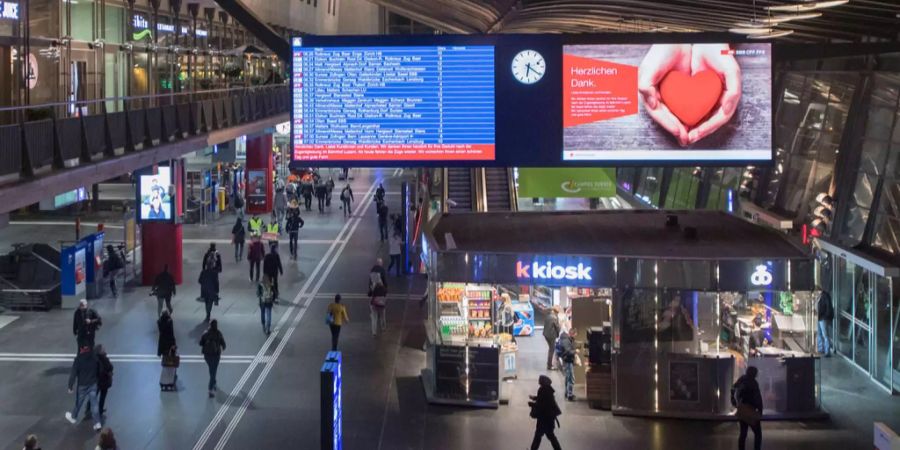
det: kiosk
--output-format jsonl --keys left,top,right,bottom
{"left": 421, "top": 210, "right": 825, "bottom": 419}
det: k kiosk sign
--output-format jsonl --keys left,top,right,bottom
{"left": 433, "top": 252, "right": 614, "bottom": 287}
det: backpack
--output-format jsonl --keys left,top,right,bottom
{"left": 202, "top": 332, "right": 221, "bottom": 355}
{"left": 555, "top": 338, "right": 565, "bottom": 358}
{"left": 731, "top": 379, "right": 745, "bottom": 407}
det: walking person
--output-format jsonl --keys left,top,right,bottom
{"left": 816, "top": 287, "right": 834, "bottom": 356}
{"left": 263, "top": 242, "right": 284, "bottom": 300}
{"left": 203, "top": 243, "right": 223, "bottom": 274}
{"left": 326, "top": 294, "right": 350, "bottom": 351}
{"left": 96, "top": 345, "right": 113, "bottom": 416}
{"left": 733, "top": 366, "right": 763, "bottom": 450}
{"left": 157, "top": 310, "right": 176, "bottom": 358}
{"left": 247, "top": 235, "right": 265, "bottom": 283}
{"left": 557, "top": 327, "right": 578, "bottom": 401}
{"left": 274, "top": 187, "right": 287, "bottom": 231}
{"left": 369, "top": 261, "right": 388, "bottom": 337}
{"left": 258, "top": 275, "right": 275, "bottom": 335}
{"left": 73, "top": 299, "right": 102, "bottom": 350}
{"left": 340, "top": 184, "right": 354, "bottom": 217}
{"left": 543, "top": 306, "right": 561, "bottom": 370}
{"left": 387, "top": 231, "right": 403, "bottom": 277}
{"left": 326, "top": 177, "right": 335, "bottom": 207}
{"left": 528, "top": 375, "right": 563, "bottom": 450}
{"left": 377, "top": 201, "right": 389, "bottom": 241}
{"left": 231, "top": 218, "right": 246, "bottom": 262}
{"left": 301, "top": 180, "right": 313, "bottom": 211}
{"left": 286, "top": 210, "right": 304, "bottom": 260}
{"left": 315, "top": 180, "right": 328, "bottom": 213}
{"left": 199, "top": 266, "right": 218, "bottom": 322}
{"left": 375, "top": 183, "right": 386, "bottom": 204}
{"left": 248, "top": 214, "right": 263, "bottom": 236}
{"left": 151, "top": 265, "right": 176, "bottom": 317}
{"left": 102, "top": 245, "right": 124, "bottom": 297}
{"left": 65, "top": 345, "right": 103, "bottom": 431}
{"left": 200, "top": 319, "right": 226, "bottom": 398}
{"left": 233, "top": 190, "right": 245, "bottom": 219}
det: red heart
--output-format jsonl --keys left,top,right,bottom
{"left": 658, "top": 70, "right": 723, "bottom": 128}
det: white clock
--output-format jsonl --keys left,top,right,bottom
{"left": 511, "top": 49, "right": 545, "bottom": 85}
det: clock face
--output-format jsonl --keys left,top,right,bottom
{"left": 511, "top": 49, "right": 545, "bottom": 85}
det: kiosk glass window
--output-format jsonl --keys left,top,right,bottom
{"left": 665, "top": 168, "right": 700, "bottom": 210}
{"left": 874, "top": 274, "right": 892, "bottom": 389}
{"left": 835, "top": 258, "right": 854, "bottom": 356}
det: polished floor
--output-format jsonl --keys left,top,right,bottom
{"left": 0, "top": 168, "right": 898, "bottom": 450}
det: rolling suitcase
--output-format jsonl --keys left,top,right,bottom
{"left": 160, "top": 348, "right": 180, "bottom": 391}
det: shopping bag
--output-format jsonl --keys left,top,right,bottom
{"left": 735, "top": 404, "right": 761, "bottom": 425}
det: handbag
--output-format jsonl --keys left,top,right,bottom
{"left": 371, "top": 295, "right": 386, "bottom": 308}
{"left": 735, "top": 403, "right": 761, "bottom": 425}
{"left": 326, "top": 312, "right": 334, "bottom": 325}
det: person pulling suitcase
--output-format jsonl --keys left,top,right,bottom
{"left": 160, "top": 346, "right": 180, "bottom": 391}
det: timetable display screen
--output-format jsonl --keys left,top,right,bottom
{"left": 292, "top": 42, "right": 496, "bottom": 162}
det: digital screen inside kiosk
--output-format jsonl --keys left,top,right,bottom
{"left": 291, "top": 36, "right": 772, "bottom": 166}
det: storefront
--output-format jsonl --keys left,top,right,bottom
{"left": 421, "top": 210, "right": 824, "bottom": 419}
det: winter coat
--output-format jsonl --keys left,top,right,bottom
{"left": 733, "top": 375, "right": 763, "bottom": 411}
{"left": 286, "top": 214, "right": 304, "bottom": 233}
{"left": 529, "top": 384, "right": 562, "bottom": 429}
{"left": 232, "top": 222, "right": 246, "bottom": 244}
{"left": 203, "top": 250, "right": 222, "bottom": 273}
{"left": 200, "top": 329, "right": 226, "bottom": 356}
{"left": 97, "top": 353, "right": 114, "bottom": 389}
{"left": 263, "top": 251, "right": 283, "bottom": 277}
{"left": 817, "top": 291, "right": 834, "bottom": 321}
{"left": 68, "top": 350, "right": 100, "bottom": 388}
{"left": 542, "top": 313, "right": 561, "bottom": 341}
{"left": 248, "top": 241, "right": 265, "bottom": 262}
{"left": 153, "top": 270, "right": 176, "bottom": 298}
{"left": 157, "top": 315, "right": 176, "bottom": 357}
{"left": 199, "top": 268, "right": 219, "bottom": 301}
{"left": 73, "top": 308, "right": 102, "bottom": 339}
{"left": 558, "top": 331, "right": 576, "bottom": 363}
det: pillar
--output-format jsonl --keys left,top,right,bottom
{"left": 142, "top": 223, "right": 183, "bottom": 285}
{"left": 245, "top": 133, "right": 273, "bottom": 214}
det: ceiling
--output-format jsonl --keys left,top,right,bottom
{"left": 368, "top": 0, "right": 900, "bottom": 42}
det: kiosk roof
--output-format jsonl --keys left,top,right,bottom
{"left": 429, "top": 210, "right": 809, "bottom": 260}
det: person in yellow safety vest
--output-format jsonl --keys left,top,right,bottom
{"left": 248, "top": 215, "right": 263, "bottom": 235}
{"left": 265, "top": 217, "right": 279, "bottom": 235}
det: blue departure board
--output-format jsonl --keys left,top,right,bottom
{"left": 292, "top": 42, "right": 495, "bottom": 162}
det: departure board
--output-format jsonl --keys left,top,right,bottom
{"left": 292, "top": 43, "right": 496, "bottom": 162}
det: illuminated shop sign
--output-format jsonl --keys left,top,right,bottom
{"left": 0, "top": 2, "right": 19, "bottom": 20}
{"left": 516, "top": 260, "right": 592, "bottom": 282}
{"left": 132, "top": 15, "right": 207, "bottom": 37}
{"left": 750, "top": 264, "right": 773, "bottom": 287}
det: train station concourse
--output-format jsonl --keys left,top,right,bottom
{"left": 0, "top": 1, "right": 898, "bottom": 449}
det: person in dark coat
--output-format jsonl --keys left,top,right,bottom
{"left": 73, "top": 299, "right": 102, "bottom": 350}
{"left": 263, "top": 243, "right": 284, "bottom": 300}
{"left": 157, "top": 310, "right": 176, "bottom": 358}
{"left": 232, "top": 218, "right": 246, "bottom": 262}
{"left": 200, "top": 319, "right": 226, "bottom": 398}
{"left": 65, "top": 345, "right": 102, "bottom": 431}
{"left": 376, "top": 202, "right": 389, "bottom": 241}
{"left": 247, "top": 235, "right": 265, "bottom": 283}
{"left": 103, "top": 245, "right": 124, "bottom": 297}
{"left": 816, "top": 288, "right": 834, "bottom": 356}
{"left": 543, "top": 306, "right": 561, "bottom": 370}
{"left": 300, "top": 181, "right": 313, "bottom": 211}
{"left": 340, "top": 184, "right": 354, "bottom": 217}
{"left": 285, "top": 212, "right": 305, "bottom": 260}
{"left": 528, "top": 375, "right": 562, "bottom": 450}
{"left": 199, "top": 268, "right": 218, "bottom": 322}
{"left": 734, "top": 366, "right": 764, "bottom": 450}
{"left": 152, "top": 265, "right": 176, "bottom": 317}
{"left": 96, "top": 345, "right": 113, "bottom": 415}
{"left": 315, "top": 181, "right": 328, "bottom": 213}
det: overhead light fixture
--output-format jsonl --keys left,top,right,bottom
{"left": 733, "top": 19, "right": 772, "bottom": 28}
{"left": 749, "top": 29, "right": 795, "bottom": 39}
{"left": 766, "top": 0, "right": 849, "bottom": 12}
{"left": 762, "top": 12, "right": 822, "bottom": 23}
{"left": 729, "top": 27, "right": 775, "bottom": 34}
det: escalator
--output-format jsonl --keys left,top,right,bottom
{"left": 483, "top": 167, "right": 515, "bottom": 212}
{"left": 445, "top": 167, "right": 474, "bottom": 212}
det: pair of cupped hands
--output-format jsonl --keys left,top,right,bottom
{"left": 637, "top": 43, "right": 742, "bottom": 146}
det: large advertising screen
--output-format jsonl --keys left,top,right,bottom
{"left": 562, "top": 43, "right": 771, "bottom": 162}
{"left": 291, "top": 35, "right": 772, "bottom": 167}
{"left": 139, "top": 167, "right": 172, "bottom": 221}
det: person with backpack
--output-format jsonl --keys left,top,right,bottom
{"left": 286, "top": 211, "right": 305, "bottom": 260}
{"left": 340, "top": 184, "right": 354, "bottom": 217}
{"left": 96, "top": 345, "right": 113, "bottom": 416}
{"left": 263, "top": 242, "right": 284, "bottom": 300}
{"left": 233, "top": 191, "right": 245, "bottom": 219}
{"left": 528, "top": 375, "right": 562, "bottom": 450}
{"left": 556, "top": 328, "right": 578, "bottom": 401}
{"left": 247, "top": 235, "right": 265, "bottom": 283}
{"left": 73, "top": 299, "right": 102, "bottom": 350}
{"left": 152, "top": 265, "right": 176, "bottom": 317}
{"left": 200, "top": 320, "right": 226, "bottom": 398}
{"left": 387, "top": 231, "right": 403, "bottom": 277}
{"left": 232, "top": 218, "right": 246, "bottom": 262}
{"left": 368, "top": 258, "right": 388, "bottom": 336}
{"left": 326, "top": 294, "right": 350, "bottom": 351}
{"left": 103, "top": 245, "right": 124, "bottom": 297}
{"left": 258, "top": 275, "right": 275, "bottom": 335}
{"left": 732, "top": 366, "right": 763, "bottom": 450}
{"left": 65, "top": 345, "right": 103, "bottom": 431}
{"left": 816, "top": 287, "right": 834, "bottom": 356}
{"left": 202, "top": 243, "right": 223, "bottom": 274}
{"left": 543, "top": 306, "right": 561, "bottom": 370}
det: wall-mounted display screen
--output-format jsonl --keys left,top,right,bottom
{"left": 139, "top": 167, "right": 173, "bottom": 221}
{"left": 291, "top": 35, "right": 772, "bottom": 167}
{"left": 562, "top": 43, "right": 771, "bottom": 162}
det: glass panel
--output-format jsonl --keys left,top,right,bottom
{"left": 874, "top": 275, "right": 892, "bottom": 388}
{"left": 854, "top": 265, "right": 871, "bottom": 323}
{"left": 70, "top": 0, "right": 94, "bottom": 42}
{"left": 835, "top": 258, "right": 854, "bottom": 357}
{"left": 854, "top": 323, "right": 870, "bottom": 371}
{"left": 859, "top": 140, "right": 890, "bottom": 175}
{"left": 105, "top": 5, "right": 124, "bottom": 44}
{"left": 842, "top": 204, "right": 870, "bottom": 245}
{"left": 838, "top": 314, "right": 853, "bottom": 357}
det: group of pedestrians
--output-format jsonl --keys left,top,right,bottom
{"left": 24, "top": 426, "right": 119, "bottom": 449}
{"left": 66, "top": 300, "right": 113, "bottom": 433}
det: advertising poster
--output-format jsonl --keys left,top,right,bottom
{"left": 74, "top": 247, "right": 86, "bottom": 295}
{"left": 139, "top": 167, "right": 172, "bottom": 221}
{"left": 669, "top": 361, "right": 700, "bottom": 402}
{"left": 563, "top": 43, "right": 771, "bottom": 162}
{"left": 246, "top": 170, "right": 267, "bottom": 207}
{"left": 518, "top": 168, "right": 616, "bottom": 198}
{"left": 658, "top": 290, "right": 696, "bottom": 343}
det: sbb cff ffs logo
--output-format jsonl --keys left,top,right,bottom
{"left": 516, "top": 261, "right": 592, "bottom": 281}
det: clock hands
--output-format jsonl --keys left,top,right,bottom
{"left": 525, "top": 63, "right": 543, "bottom": 79}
